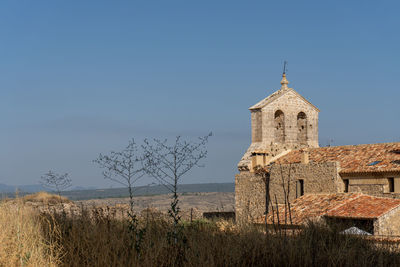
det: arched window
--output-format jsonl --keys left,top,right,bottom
{"left": 297, "top": 112, "right": 307, "bottom": 144}
{"left": 274, "top": 110, "right": 285, "bottom": 143}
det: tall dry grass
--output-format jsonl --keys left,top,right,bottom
{"left": 2, "top": 194, "right": 400, "bottom": 266}
{"left": 0, "top": 199, "right": 61, "bottom": 266}
{"left": 43, "top": 206, "right": 400, "bottom": 267}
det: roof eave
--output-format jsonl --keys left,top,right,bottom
{"left": 340, "top": 170, "right": 400, "bottom": 175}
{"left": 249, "top": 88, "right": 320, "bottom": 112}
{"left": 324, "top": 215, "right": 378, "bottom": 220}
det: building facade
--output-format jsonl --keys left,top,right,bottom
{"left": 235, "top": 73, "right": 400, "bottom": 234}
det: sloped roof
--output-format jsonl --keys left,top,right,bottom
{"left": 325, "top": 195, "right": 400, "bottom": 219}
{"left": 264, "top": 193, "right": 361, "bottom": 225}
{"left": 249, "top": 88, "right": 320, "bottom": 112}
{"left": 274, "top": 142, "right": 400, "bottom": 174}
{"left": 262, "top": 193, "right": 400, "bottom": 225}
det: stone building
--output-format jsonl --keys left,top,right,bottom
{"left": 235, "top": 73, "right": 400, "bottom": 235}
{"left": 264, "top": 193, "right": 400, "bottom": 235}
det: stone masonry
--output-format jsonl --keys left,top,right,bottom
{"left": 236, "top": 73, "right": 322, "bottom": 222}
{"left": 235, "top": 162, "right": 341, "bottom": 223}
{"left": 235, "top": 73, "right": 400, "bottom": 232}
{"left": 238, "top": 73, "right": 319, "bottom": 171}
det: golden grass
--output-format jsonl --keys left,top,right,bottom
{"left": 2, "top": 197, "right": 400, "bottom": 266}
{"left": 0, "top": 199, "right": 61, "bottom": 266}
{"left": 44, "top": 207, "right": 400, "bottom": 267}
{"left": 22, "top": 191, "right": 71, "bottom": 205}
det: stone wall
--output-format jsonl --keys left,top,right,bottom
{"left": 260, "top": 90, "right": 319, "bottom": 148}
{"left": 239, "top": 87, "right": 320, "bottom": 170}
{"left": 374, "top": 205, "right": 400, "bottom": 235}
{"left": 251, "top": 110, "right": 262, "bottom": 143}
{"left": 235, "top": 171, "right": 266, "bottom": 224}
{"left": 235, "top": 161, "right": 341, "bottom": 223}
{"left": 342, "top": 173, "right": 400, "bottom": 197}
{"left": 268, "top": 162, "right": 341, "bottom": 204}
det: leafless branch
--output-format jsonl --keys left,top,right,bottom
{"left": 94, "top": 139, "right": 145, "bottom": 216}
{"left": 141, "top": 132, "right": 212, "bottom": 242}
{"left": 40, "top": 170, "right": 72, "bottom": 201}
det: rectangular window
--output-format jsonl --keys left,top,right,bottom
{"left": 388, "top": 178, "right": 395, "bottom": 193}
{"left": 297, "top": 179, "right": 304, "bottom": 197}
{"left": 344, "top": 179, "right": 349, "bottom": 193}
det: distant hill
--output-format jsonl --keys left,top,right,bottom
{"left": 1, "top": 183, "right": 235, "bottom": 201}
{"left": 61, "top": 183, "right": 235, "bottom": 200}
{"left": 0, "top": 183, "right": 46, "bottom": 193}
{"left": 0, "top": 183, "right": 96, "bottom": 194}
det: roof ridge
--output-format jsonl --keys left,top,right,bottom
{"left": 281, "top": 142, "right": 400, "bottom": 154}
{"left": 317, "top": 142, "right": 400, "bottom": 149}
{"left": 358, "top": 194, "right": 400, "bottom": 200}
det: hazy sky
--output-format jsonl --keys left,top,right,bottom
{"left": 1, "top": 1, "right": 399, "bottom": 188}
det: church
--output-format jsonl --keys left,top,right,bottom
{"left": 235, "top": 72, "right": 400, "bottom": 235}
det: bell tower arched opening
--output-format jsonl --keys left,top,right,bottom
{"left": 297, "top": 112, "right": 308, "bottom": 144}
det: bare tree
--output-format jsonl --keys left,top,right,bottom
{"left": 94, "top": 139, "right": 145, "bottom": 252}
{"left": 254, "top": 162, "right": 294, "bottom": 234}
{"left": 254, "top": 164, "right": 272, "bottom": 233}
{"left": 279, "top": 163, "right": 293, "bottom": 226}
{"left": 94, "top": 139, "right": 144, "bottom": 215}
{"left": 40, "top": 170, "right": 72, "bottom": 201}
{"left": 142, "top": 133, "right": 211, "bottom": 240}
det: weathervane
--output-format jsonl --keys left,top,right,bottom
{"left": 280, "top": 61, "right": 289, "bottom": 89}
{"left": 282, "top": 60, "right": 288, "bottom": 75}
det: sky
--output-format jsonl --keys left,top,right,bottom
{"left": 0, "top": 0, "right": 399, "bottom": 188}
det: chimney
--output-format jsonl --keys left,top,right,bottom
{"left": 250, "top": 151, "right": 271, "bottom": 172}
{"left": 301, "top": 149, "right": 309, "bottom": 164}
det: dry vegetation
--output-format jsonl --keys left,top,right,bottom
{"left": 2, "top": 193, "right": 400, "bottom": 266}
{"left": 22, "top": 191, "right": 71, "bottom": 205}
{"left": 78, "top": 192, "right": 235, "bottom": 221}
{"left": 0, "top": 198, "right": 61, "bottom": 266}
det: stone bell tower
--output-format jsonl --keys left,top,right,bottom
{"left": 237, "top": 72, "right": 319, "bottom": 171}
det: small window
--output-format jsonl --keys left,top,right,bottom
{"left": 344, "top": 179, "right": 349, "bottom": 193}
{"left": 297, "top": 179, "right": 304, "bottom": 197}
{"left": 367, "top": 161, "right": 382, "bottom": 166}
{"left": 388, "top": 178, "right": 395, "bottom": 193}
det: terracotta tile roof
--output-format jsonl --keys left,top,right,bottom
{"left": 264, "top": 193, "right": 361, "bottom": 225}
{"left": 262, "top": 193, "right": 400, "bottom": 225}
{"left": 325, "top": 195, "right": 400, "bottom": 219}
{"left": 274, "top": 142, "right": 400, "bottom": 174}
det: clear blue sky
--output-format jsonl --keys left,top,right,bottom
{"left": 0, "top": 1, "right": 399, "bottom": 188}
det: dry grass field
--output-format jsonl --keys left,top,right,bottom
{"left": 78, "top": 192, "right": 235, "bottom": 220}
{"left": 2, "top": 192, "right": 400, "bottom": 266}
